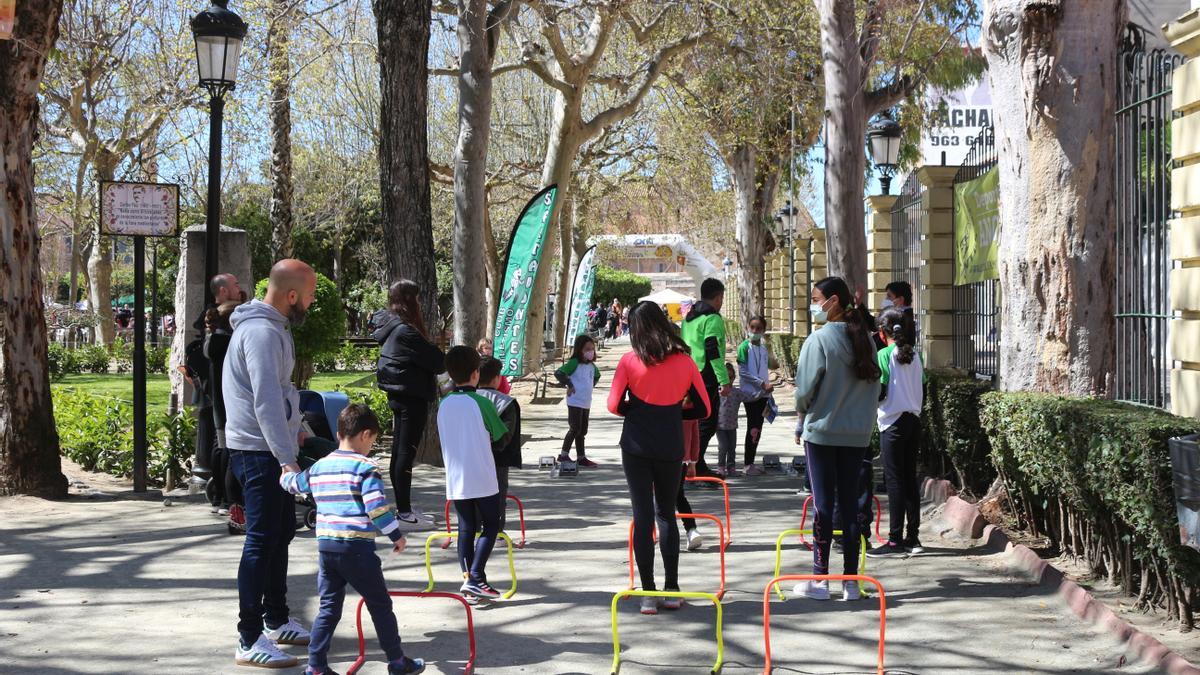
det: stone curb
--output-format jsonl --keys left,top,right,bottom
{"left": 928, "top": 479, "right": 1200, "bottom": 675}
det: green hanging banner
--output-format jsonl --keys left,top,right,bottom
{"left": 564, "top": 245, "right": 598, "bottom": 345}
{"left": 953, "top": 166, "right": 1001, "bottom": 285}
{"left": 494, "top": 184, "right": 558, "bottom": 377}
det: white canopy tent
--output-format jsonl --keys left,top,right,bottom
{"left": 639, "top": 288, "right": 695, "bottom": 305}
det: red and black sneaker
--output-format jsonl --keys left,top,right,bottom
{"left": 577, "top": 457, "right": 600, "bottom": 468}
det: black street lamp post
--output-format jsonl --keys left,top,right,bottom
{"left": 190, "top": 0, "right": 246, "bottom": 309}
{"left": 867, "top": 111, "right": 903, "bottom": 195}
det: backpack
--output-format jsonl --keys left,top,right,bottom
{"left": 184, "top": 332, "right": 211, "bottom": 402}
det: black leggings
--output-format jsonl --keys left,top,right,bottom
{"left": 696, "top": 384, "right": 720, "bottom": 475}
{"left": 454, "top": 493, "right": 501, "bottom": 582}
{"left": 210, "top": 446, "right": 243, "bottom": 506}
{"left": 676, "top": 469, "right": 696, "bottom": 531}
{"left": 622, "top": 451, "right": 682, "bottom": 591}
{"left": 742, "top": 398, "right": 768, "bottom": 465}
{"left": 881, "top": 412, "right": 922, "bottom": 543}
{"left": 806, "top": 442, "right": 867, "bottom": 576}
{"left": 562, "top": 406, "right": 589, "bottom": 458}
{"left": 388, "top": 396, "right": 429, "bottom": 513}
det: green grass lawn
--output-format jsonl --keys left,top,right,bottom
{"left": 53, "top": 371, "right": 376, "bottom": 410}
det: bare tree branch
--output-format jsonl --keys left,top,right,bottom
{"left": 582, "top": 31, "right": 709, "bottom": 138}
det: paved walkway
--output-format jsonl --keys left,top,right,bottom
{"left": 0, "top": 340, "right": 1153, "bottom": 674}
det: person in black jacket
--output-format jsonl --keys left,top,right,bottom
{"left": 206, "top": 300, "right": 244, "bottom": 520}
{"left": 374, "top": 279, "right": 446, "bottom": 525}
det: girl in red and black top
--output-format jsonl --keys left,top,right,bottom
{"left": 608, "top": 302, "right": 711, "bottom": 615}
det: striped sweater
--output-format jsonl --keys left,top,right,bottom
{"left": 280, "top": 449, "right": 403, "bottom": 551}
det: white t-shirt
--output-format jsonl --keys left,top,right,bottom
{"left": 877, "top": 344, "right": 924, "bottom": 431}
{"left": 437, "top": 389, "right": 506, "bottom": 500}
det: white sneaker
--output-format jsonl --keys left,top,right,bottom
{"left": 397, "top": 511, "right": 434, "bottom": 529}
{"left": 686, "top": 528, "right": 703, "bottom": 551}
{"left": 410, "top": 507, "right": 436, "bottom": 522}
{"left": 264, "top": 617, "right": 310, "bottom": 645}
{"left": 842, "top": 581, "right": 862, "bottom": 601}
{"left": 639, "top": 596, "right": 661, "bottom": 615}
{"left": 235, "top": 635, "right": 298, "bottom": 669}
{"left": 792, "top": 580, "right": 830, "bottom": 600}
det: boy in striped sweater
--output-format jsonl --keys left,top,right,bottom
{"left": 280, "top": 404, "right": 425, "bottom": 675}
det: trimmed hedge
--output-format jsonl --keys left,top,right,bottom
{"left": 979, "top": 393, "right": 1200, "bottom": 627}
{"left": 592, "top": 266, "right": 652, "bottom": 308}
{"left": 920, "top": 370, "right": 994, "bottom": 497}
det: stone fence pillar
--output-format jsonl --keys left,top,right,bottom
{"left": 916, "top": 166, "right": 959, "bottom": 368}
{"left": 1166, "top": 11, "right": 1200, "bottom": 418}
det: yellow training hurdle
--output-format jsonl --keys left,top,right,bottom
{"left": 771, "top": 528, "right": 868, "bottom": 600}
{"left": 610, "top": 589, "right": 724, "bottom": 674}
{"left": 423, "top": 531, "right": 517, "bottom": 600}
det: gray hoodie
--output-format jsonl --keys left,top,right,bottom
{"left": 793, "top": 322, "right": 880, "bottom": 448}
{"left": 222, "top": 300, "right": 300, "bottom": 465}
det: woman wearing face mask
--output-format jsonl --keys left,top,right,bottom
{"left": 736, "top": 315, "right": 774, "bottom": 476}
{"left": 791, "top": 277, "right": 881, "bottom": 602}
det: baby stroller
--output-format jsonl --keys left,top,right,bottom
{"left": 296, "top": 390, "right": 350, "bottom": 530}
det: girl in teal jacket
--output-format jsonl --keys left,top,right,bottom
{"left": 791, "top": 276, "right": 881, "bottom": 602}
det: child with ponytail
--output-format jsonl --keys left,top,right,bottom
{"left": 866, "top": 308, "right": 927, "bottom": 558}
{"left": 792, "top": 276, "right": 880, "bottom": 602}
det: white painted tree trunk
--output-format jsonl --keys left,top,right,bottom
{"left": 984, "top": 0, "right": 1123, "bottom": 396}
{"left": 522, "top": 90, "right": 581, "bottom": 372}
{"left": 818, "top": 0, "right": 868, "bottom": 294}
{"left": 87, "top": 152, "right": 119, "bottom": 344}
{"left": 727, "top": 144, "right": 778, "bottom": 328}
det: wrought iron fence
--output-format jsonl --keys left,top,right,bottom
{"left": 951, "top": 126, "right": 1000, "bottom": 379}
{"left": 890, "top": 172, "right": 924, "bottom": 319}
{"left": 1114, "top": 26, "right": 1182, "bottom": 409}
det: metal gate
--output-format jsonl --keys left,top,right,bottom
{"left": 952, "top": 127, "right": 1000, "bottom": 378}
{"left": 1114, "top": 26, "right": 1183, "bottom": 408}
{"left": 890, "top": 172, "right": 924, "bottom": 319}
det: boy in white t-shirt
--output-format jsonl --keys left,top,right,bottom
{"left": 437, "top": 346, "right": 509, "bottom": 599}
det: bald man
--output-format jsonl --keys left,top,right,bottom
{"left": 210, "top": 273, "right": 244, "bottom": 305}
{"left": 223, "top": 259, "right": 317, "bottom": 668}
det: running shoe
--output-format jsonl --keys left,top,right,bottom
{"left": 744, "top": 464, "right": 766, "bottom": 476}
{"left": 866, "top": 541, "right": 906, "bottom": 558}
{"left": 577, "top": 457, "right": 600, "bottom": 468}
{"left": 264, "top": 617, "right": 310, "bottom": 646}
{"left": 842, "top": 581, "right": 862, "bottom": 601}
{"left": 904, "top": 537, "right": 925, "bottom": 554}
{"left": 791, "top": 580, "right": 830, "bottom": 600}
{"left": 639, "top": 596, "right": 660, "bottom": 615}
{"left": 686, "top": 528, "right": 704, "bottom": 551}
{"left": 723, "top": 466, "right": 741, "bottom": 478}
{"left": 304, "top": 668, "right": 340, "bottom": 675}
{"left": 463, "top": 578, "right": 502, "bottom": 599}
{"left": 387, "top": 657, "right": 427, "bottom": 674}
{"left": 235, "top": 635, "right": 298, "bottom": 669}
{"left": 661, "top": 593, "right": 683, "bottom": 610}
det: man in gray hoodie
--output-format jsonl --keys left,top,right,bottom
{"left": 224, "top": 259, "right": 316, "bottom": 669}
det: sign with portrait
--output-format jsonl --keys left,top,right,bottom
{"left": 99, "top": 181, "right": 180, "bottom": 237}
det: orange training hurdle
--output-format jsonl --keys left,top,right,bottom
{"left": 761, "top": 574, "right": 887, "bottom": 675}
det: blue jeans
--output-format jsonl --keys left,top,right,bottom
{"left": 231, "top": 450, "right": 295, "bottom": 647}
{"left": 805, "top": 443, "right": 867, "bottom": 576}
{"left": 454, "top": 493, "right": 502, "bottom": 582}
{"left": 309, "top": 548, "right": 405, "bottom": 670}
